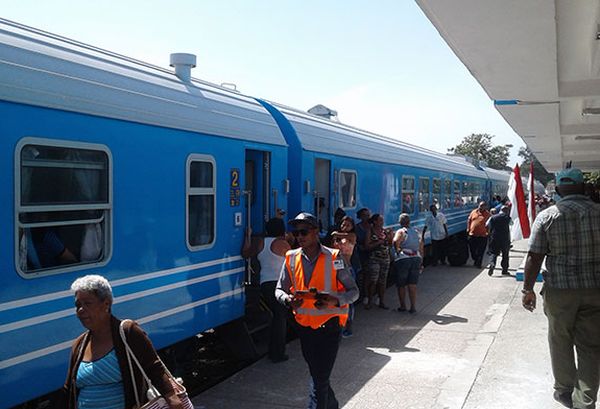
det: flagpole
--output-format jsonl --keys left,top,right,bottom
{"left": 528, "top": 161, "right": 536, "bottom": 223}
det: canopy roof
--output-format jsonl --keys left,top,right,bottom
{"left": 416, "top": 0, "right": 600, "bottom": 172}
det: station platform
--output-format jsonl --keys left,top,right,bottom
{"left": 193, "top": 240, "right": 562, "bottom": 409}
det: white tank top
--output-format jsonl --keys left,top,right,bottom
{"left": 257, "top": 237, "right": 286, "bottom": 284}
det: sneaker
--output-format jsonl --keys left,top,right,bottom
{"left": 397, "top": 306, "right": 407, "bottom": 312}
{"left": 552, "top": 391, "right": 573, "bottom": 408}
{"left": 487, "top": 264, "right": 494, "bottom": 276}
{"left": 501, "top": 270, "right": 511, "bottom": 276}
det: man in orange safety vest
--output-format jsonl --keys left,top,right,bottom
{"left": 276, "top": 212, "right": 358, "bottom": 409}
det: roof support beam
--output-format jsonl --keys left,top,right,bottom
{"left": 559, "top": 79, "right": 600, "bottom": 99}
{"left": 561, "top": 123, "right": 600, "bottom": 136}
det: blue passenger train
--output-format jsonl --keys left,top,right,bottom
{"left": 0, "top": 19, "right": 508, "bottom": 407}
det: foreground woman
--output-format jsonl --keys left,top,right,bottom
{"left": 62, "top": 275, "right": 184, "bottom": 409}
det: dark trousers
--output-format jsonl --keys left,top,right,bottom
{"left": 296, "top": 318, "right": 342, "bottom": 409}
{"left": 488, "top": 241, "right": 510, "bottom": 272}
{"left": 468, "top": 236, "right": 488, "bottom": 267}
{"left": 260, "top": 281, "right": 287, "bottom": 360}
{"left": 543, "top": 287, "right": 600, "bottom": 409}
{"left": 431, "top": 238, "right": 447, "bottom": 264}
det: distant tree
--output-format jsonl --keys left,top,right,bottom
{"left": 448, "top": 133, "right": 511, "bottom": 170}
{"left": 518, "top": 147, "right": 554, "bottom": 185}
{"left": 585, "top": 171, "right": 600, "bottom": 187}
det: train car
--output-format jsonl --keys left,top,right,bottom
{"left": 0, "top": 19, "right": 288, "bottom": 407}
{"left": 257, "top": 100, "right": 495, "bottom": 238}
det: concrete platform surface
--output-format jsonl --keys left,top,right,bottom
{"left": 193, "top": 240, "right": 563, "bottom": 409}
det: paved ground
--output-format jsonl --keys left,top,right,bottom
{"left": 194, "top": 240, "right": 563, "bottom": 408}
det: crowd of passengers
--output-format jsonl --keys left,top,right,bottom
{"left": 241, "top": 205, "right": 458, "bottom": 363}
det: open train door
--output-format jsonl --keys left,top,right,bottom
{"left": 243, "top": 149, "right": 271, "bottom": 286}
{"left": 314, "top": 158, "right": 331, "bottom": 232}
{"left": 245, "top": 150, "right": 271, "bottom": 235}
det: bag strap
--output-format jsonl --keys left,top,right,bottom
{"left": 119, "top": 319, "right": 154, "bottom": 407}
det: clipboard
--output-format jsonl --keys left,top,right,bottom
{"left": 294, "top": 289, "right": 330, "bottom": 300}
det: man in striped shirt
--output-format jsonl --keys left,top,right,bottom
{"left": 522, "top": 168, "right": 600, "bottom": 409}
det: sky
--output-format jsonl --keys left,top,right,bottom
{"left": 1, "top": 0, "right": 524, "bottom": 164}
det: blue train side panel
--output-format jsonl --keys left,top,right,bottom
{"left": 0, "top": 102, "right": 286, "bottom": 406}
{"left": 0, "top": 18, "right": 291, "bottom": 407}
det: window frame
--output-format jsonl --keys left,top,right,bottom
{"left": 444, "top": 178, "right": 452, "bottom": 209}
{"left": 432, "top": 177, "right": 441, "bottom": 209}
{"left": 418, "top": 176, "right": 430, "bottom": 213}
{"left": 454, "top": 180, "right": 463, "bottom": 208}
{"left": 401, "top": 175, "right": 415, "bottom": 214}
{"left": 14, "top": 137, "right": 113, "bottom": 279}
{"left": 186, "top": 154, "right": 217, "bottom": 251}
{"left": 338, "top": 169, "right": 358, "bottom": 210}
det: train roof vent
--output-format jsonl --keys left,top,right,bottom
{"left": 170, "top": 53, "right": 196, "bottom": 82}
{"left": 308, "top": 104, "right": 338, "bottom": 120}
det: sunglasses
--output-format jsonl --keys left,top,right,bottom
{"left": 291, "top": 229, "right": 312, "bottom": 237}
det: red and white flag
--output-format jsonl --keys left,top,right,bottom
{"left": 527, "top": 161, "right": 536, "bottom": 225}
{"left": 507, "top": 164, "right": 530, "bottom": 241}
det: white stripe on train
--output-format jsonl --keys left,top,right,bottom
{"left": 0, "top": 255, "right": 244, "bottom": 312}
{"left": 0, "top": 266, "right": 245, "bottom": 334}
{"left": 0, "top": 287, "right": 244, "bottom": 370}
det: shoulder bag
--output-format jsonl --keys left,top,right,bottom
{"left": 119, "top": 320, "right": 194, "bottom": 409}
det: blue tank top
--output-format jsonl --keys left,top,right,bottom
{"left": 76, "top": 349, "right": 125, "bottom": 409}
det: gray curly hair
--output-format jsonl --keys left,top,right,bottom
{"left": 71, "top": 275, "right": 113, "bottom": 304}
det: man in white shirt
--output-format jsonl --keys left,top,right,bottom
{"left": 423, "top": 204, "right": 448, "bottom": 266}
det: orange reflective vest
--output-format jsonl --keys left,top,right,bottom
{"left": 285, "top": 247, "right": 349, "bottom": 329}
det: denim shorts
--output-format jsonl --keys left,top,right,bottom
{"left": 393, "top": 256, "right": 422, "bottom": 287}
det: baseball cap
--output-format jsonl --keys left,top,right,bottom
{"left": 288, "top": 212, "right": 319, "bottom": 228}
{"left": 556, "top": 168, "right": 584, "bottom": 185}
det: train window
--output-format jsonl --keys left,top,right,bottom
{"left": 339, "top": 170, "right": 357, "bottom": 209}
{"left": 16, "top": 139, "right": 112, "bottom": 277}
{"left": 462, "top": 181, "right": 471, "bottom": 206}
{"left": 454, "top": 180, "right": 463, "bottom": 207}
{"left": 432, "top": 178, "right": 441, "bottom": 209}
{"left": 444, "top": 179, "right": 452, "bottom": 209}
{"left": 187, "top": 155, "right": 216, "bottom": 250}
{"left": 401, "top": 176, "right": 415, "bottom": 214}
{"left": 418, "top": 177, "right": 430, "bottom": 213}
{"left": 471, "top": 182, "right": 480, "bottom": 204}
{"left": 476, "top": 183, "right": 484, "bottom": 203}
